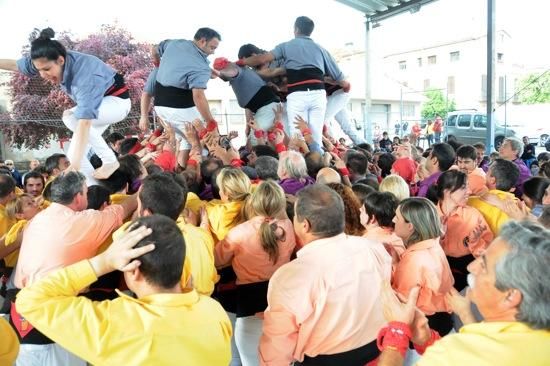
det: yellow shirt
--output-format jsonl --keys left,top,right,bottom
{"left": 467, "top": 190, "right": 515, "bottom": 235}
{"left": 16, "top": 260, "right": 232, "bottom": 366}
{"left": 418, "top": 322, "right": 550, "bottom": 366}
{"left": 0, "top": 203, "right": 17, "bottom": 267}
{"left": 185, "top": 192, "right": 205, "bottom": 216}
{"left": 206, "top": 200, "right": 243, "bottom": 242}
{"left": 96, "top": 194, "right": 130, "bottom": 254}
{"left": 0, "top": 316, "right": 18, "bottom": 365}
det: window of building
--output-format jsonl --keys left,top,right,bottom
{"left": 424, "top": 79, "right": 430, "bottom": 90}
{"left": 399, "top": 60, "right": 407, "bottom": 70}
{"left": 428, "top": 55, "right": 437, "bottom": 64}
{"left": 497, "top": 53, "right": 504, "bottom": 62}
{"left": 417, "top": 57, "right": 422, "bottom": 67}
{"left": 457, "top": 114, "right": 472, "bottom": 128}
{"left": 450, "top": 51, "right": 460, "bottom": 62}
{"left": 403, "top": 104, "right": 415, "bottom": 117}
{"left": 447, "top": 76, "right": 455, "bottom": 94}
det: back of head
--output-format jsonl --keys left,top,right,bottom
{"left": 238, "top": 43, "right": 265, "bottom": 59}
{"left": 304, "top": 151, "right": 324, "bottom": 178}
{"left": 537, "top": 152, "right": 550, "bottom": 164}
{"left": 490, "top": 158, "right": 520, "bottom": 192}
{"left": 119, "top": 138, "right": 139, "bottom": 156}
{"left": 139, "top": 174, "right": 184, "bottom": 220}
{"left": 456, "top": 144, "right": 477, "bottom": 161}
{"left": 216, "top": 167, "right": 251, "bottom": 202}
{"left": 539, "top": 206, "right": 550, "bottom": 229}
{"left": 252, "top": 145, "right": 278, "bottom": 160}
{"left": 377, "top": 153, "right": 396, "bottom": 177}
{"left": 87, "top": 185, "right": 111, "bottom": 210}
{"left": 316, "top": 167, "right": 341, "bottom": 185}
{"left": 327, "top": 183, "right": 364, "bottom": 236}
{"left": 522, "top": 176, "right": 550, "bottom": 205}
{"left": 118, "top": 154, "right": 143, "bottom": 183}
{"left": 194, "top": 27, "right": 221, "bottom": 42}
{"left": 539, "top": 161, "right": 550, "bottom": 179}
{"left": 364, "top": 191, "right": 399, "bottom": 228}
{"left": 294, "top": 16, "right": 315, "bottom": 36}
{"left": 97, "top": 169, "right": 131, "bottom": 194}
{"left": 295, "top": 184, "right": 345, "bottom": 238}
{"left": 200, "top": 158, "right": 224, "bottom": 185}
{"left": 50, "top": 172, "right": 86, "bottom": 205}
{"left": 255, "top": 156, "right": 279, "bottom": 181}
{"left": 44, "top": 153, "right": 66, "bottom": 175}
{"left": 30, "top": 28, "right": 67, "bottom": 61}
{"left": 431, "top": 143, "right": 456, "bottom": 171}
{"left": 0, "top": 175, "right": 16, "bottom": 200}
{"left": 399, "top": 197, "right": 443, "bottom": 245}
{"left": 106, "top": 132, "right": 124, "bottom": 145}
{"left": 129, "top": 215, "right": 185, "bottom": 289}
{"left": 496, "top": 221, "right": 550, "bottom": 330}
{"left": 278, "top": 151, "right": 308, "bottom": 180}
{"left": 248, "top": 180, "right": 286, "bottom": 219}
{"left": 351, "top": 183, "right": 376, "bottom": 204}
{"left": 379, "top": 174, "right": 410, "bottom": 203}
{"left": 346, "top": 152, "right": 368, "bottom": 176}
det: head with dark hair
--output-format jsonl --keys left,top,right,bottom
{"left": 326, "top": 183, "right": 364, "bottom": 236}
{"left": 23, "top": 170, "right": 45, "bottom": 197}
{"left": 248, "top": 145, "right": 278, "bottom": 167}
{"left": 364, "top": 191, "right": 399, "bottom": 228}
{"left": 125, "top": 215, "right": 185, "bottom": 290}
{"left": 487, "top": 158, "right": 520, "bottom": 192}
{"left": 238, "top": 43, "right": 265, "bottom": 59}
{"left": 138, "top": 174, "right": 184, "bottom": 220}
{"left": 0, "top": 175, "right": 16, "bottom": 202}
{"left": 294, "top": 16, "right": 315, "bottom": 36}
{"left": 426, "top": 143, "right": 456, "bottom": 173}
{"left": 522, "top": 177, "right": 550, "bottom": 208}
{"left": 44, "top": 153, "right": 69, "bottom": 176}
{"left": 118, "top": 154, "right": 144, "bottom": 187}
{"left": 86, "top": 185, "right": 111, "bottom": 210}
{"left": 539, "top": 206, "right": 550, "bottom": 229}
{"left": 540, "top": 161, "right": 550, "bottom": 179}
{"left": 346, "top": 152, "right": 369, "bottom": 178}
{"left": 355, "top": 176, "right": 379, "bottom": 191}
{"left": 162, "top": 172, "right": 189, "bottom": 208}
{"left": 352, "top": 183, "right": 376, "bottom": 204}
{"left": 49, "top": 171, "right": 88, "bottom": 209}
{"left": 255, "top": 156, "right": 279, "bottom": 181}
{"left": 377, "top": 153, "right": 396, "bottom": 178}
{"left": 433, "top": 170, "right": 469, "bottom": 206}
{"left": 146, "top": 164, "right": 163, "bottom": 176}
{"left": 106, "top": 132, "right": 125, "bottom": 153}
{"left": 119, "top": 138, "right": 140, "bottom": 156}
{"left": 200, "top": 158, "right": 224, "bottom": 184}
{"left": 29, "top": 27, "right": 67, "bottom": 85}
{"left": 456, "top": 145, "right": 478, "bottom": 174}
{"left": 355, "top": 143, "right": 373, "bottom": 154}
{"left": 537, "top": 152, "right": 550, "bottom": 164}
{"left": 97, "top": 169, "right": 132, "bottom": 194}
{"left": 304, "top": 151, "right": 325, "bottom": 178}
{"left": 294, "top": 184, "right": 345, "bottom": 242}
{"left": 193, "top": 27, "right": 221, "bottom": 55}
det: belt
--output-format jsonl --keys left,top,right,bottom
{"left": 105, "top": 85, "right": 129, "bottom": 97}
{"left": 286, "top": 79, "right": 324, "bottom": 88}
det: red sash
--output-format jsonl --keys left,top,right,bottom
{"left": 10, "top": 301, "right": 34, "bottom": 338}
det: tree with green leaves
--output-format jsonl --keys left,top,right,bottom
{"left": 421, "top": 89, "right": 456, "bottom": 120}
{"left": 518, "top": 71, "right": 550, "bottom": 104}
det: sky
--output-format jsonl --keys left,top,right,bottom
{"left": 0, "top": 0, "right": 548, "bottom": 68}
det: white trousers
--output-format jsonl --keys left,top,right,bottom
{"left": 16, "top": 343, "right": 87, "bottom": 366}
{"left": 248, "top": 102, "right": 279, "bottom": 145}
{"left": 63, "top": 97, "right": 131, "bottom": 186}
{"left": 235, "top": 316, "right": 263, "bottom": 366}
{"left": 154, "top": 106, "right": 202, "bottom": 150}
{"left": 325, "top": 89, "right": 366, "bottom": 145}
{"left": 285, "top": 89, "right": 326, "bottom": 145}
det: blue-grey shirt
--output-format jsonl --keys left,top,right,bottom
{"left": 17, "top": 51, "right": 116, "bottom": 120}
{"left": 156, "top": 39, "right": 211, "bottom": 90}
{"left": 228, "top": 66, "right": 267, "bottom": 108}
{"left": 144, "top": 67, "right": 158, "bottom": 95}
{"left": 271, "top": 36, "right": 344, "bottom": 81}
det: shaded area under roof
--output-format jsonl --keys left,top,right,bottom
{"left": 336, "top": 0, "right": 438, "bottom": 22}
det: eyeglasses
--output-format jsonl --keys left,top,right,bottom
{"left": 5, "top": 163, "right": 14, "bottom": 166}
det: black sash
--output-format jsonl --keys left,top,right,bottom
{"left": 296, "top": 339, "right": 379, "bottom": 366}
{"left": 154, "top": 82, "right": 195, "bottom": 108}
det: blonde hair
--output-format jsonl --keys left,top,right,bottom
{"left": 5, "top": 194, "right": 33, "bottom": 220}
{"left": 380, "top": 174, "right": 410, "bottom": 202}
{"left": 247, "top": 180, "right": 287, "bottom": 264}
{"left": 216, "top": 167, "right": 252, "bottom": 226}
{"left": 399, "top": 197, "right": 443, "bottom": 246}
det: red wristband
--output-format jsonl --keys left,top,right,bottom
{"left": 129, "top": 143, "right": 143, "bottom": 155}
{"left": 254, "top": 129, "right": 265, "bottom": 139}
{"left": 413, "top": 329, "right": 441, "bottom": 355}
{"left": 230, "top": 158, "right": 243, "bottom": 167}
{"left": 146, "top": 143, "right": 156, "bottom": 151}
{"left": 153, "top": 129, "right": 162, "bottom": 137}
{"left": 338, "top": 167, "right": 350, "bottom": 177}
{"left": 301, "top": 128, "right": 312, "bottom": 136}
{"left": 187, "top": 159, "right": 198, "bottom": 167}
{"left": 267, "top": 132, "right": 276, "bottom": 142}
{"left": 377, "top": 321, "right": 412, "bottom": 359}
{"left": 198, "top": 129, "right": 209, "bottom": 140}
{"left": 206, "top": 120, "right": 218, "bottom": 132}
{"left": 274, "top": 121, "right": 285, "bottom": 131}
{"left": 275, "top": 143, "right": 287, "bottom": 153}
{"left": 236, "top": 59, "right": 245, "bottom": 66}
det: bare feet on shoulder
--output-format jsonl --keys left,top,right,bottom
{"left": 93, "top": 161, "right": 120, "bottom": 179}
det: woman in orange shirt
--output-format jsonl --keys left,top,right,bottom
{"left": 434, "top": 170, "right": 493, "bottom": 291}
{"left": 392, "top": 197, "right": 455, "bottom": 336}
{"left": 214, "top": 180, "right": 296, "bottom": 366}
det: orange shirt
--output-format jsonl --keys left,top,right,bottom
{"left": 438, "top": 204, "right": 493, "bottom": 258}
{"left": 468, "top": 168, "right": 488, "bottom": 196}
{"left": 259, "top": 234, "right": 392, "bottom": 365}
{"left": 214, "top": 216, "right": 296, "bottom": 285}
{"left": 363, "top": 225, "right": 405, "bottom": 273}
{"left": 15, "top": 203, "right": 123, "bottom": 288}
{"left": 392, "top": 238, "right": 454, "bottom": 315}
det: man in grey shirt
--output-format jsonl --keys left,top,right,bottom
{"left": 147, "top": 28, "right": 221, "bottom": 166}
{"left": 238, "top": 16, "right": 350, "bottom": 147}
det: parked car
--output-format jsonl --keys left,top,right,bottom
{"left": 444, "top": 110, "right": 517, "bottom": 149}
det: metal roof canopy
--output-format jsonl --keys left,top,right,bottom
{"left": 335, "top": 0, "right": 497, "bottom": 153}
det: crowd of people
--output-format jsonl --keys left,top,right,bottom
{"left": 0, "top": 15, "right": 549, "bottom": 366}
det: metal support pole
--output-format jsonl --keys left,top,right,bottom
{"left": 364, "top": 17, "right": 373, "bottom": 144}
{"left": 504, "top": 74, "right": 507, "bottom": 134}
{"left": 486, "top": 0, "right": 496, "bottom": 153}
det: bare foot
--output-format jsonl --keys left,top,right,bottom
{"left": 93, "top": 161, "right": 120, "bottom": 179}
